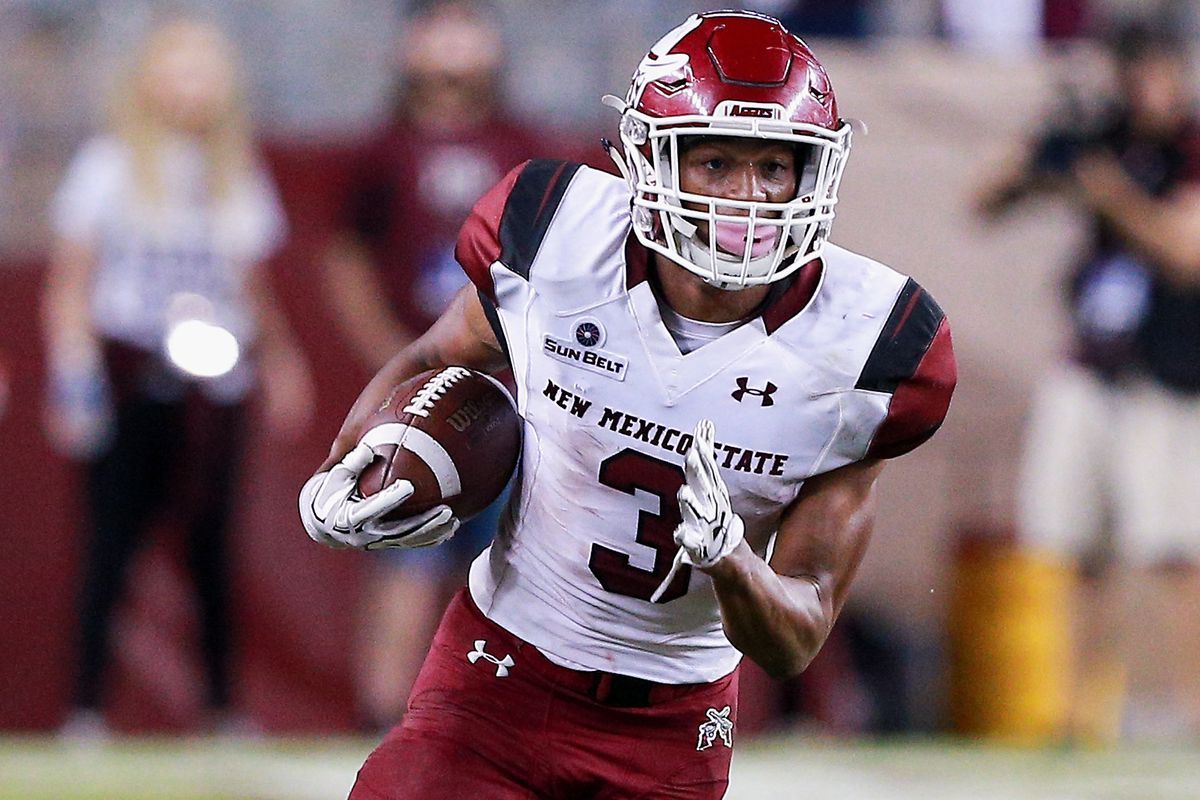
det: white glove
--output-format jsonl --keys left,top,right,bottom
{"left": 650, "top": 419, "right": 745, "bottom": 603}
{"left": 674, "top": 419, "right": 744, "bottom": 568}
{"left": 298, "top": 441, "right": 459, "bottom": 551}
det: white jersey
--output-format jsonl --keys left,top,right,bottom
{"left": 457, "top": 161, "right": 954, "bottom": 684}
{"left": 53, "top": 136, "right": 288, "bottom": 346}
{"left": 52, "top": 136, "right": 286, "bottom": 401}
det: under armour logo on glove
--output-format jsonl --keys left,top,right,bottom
{"left": 467, "top": 639, "right": 515, "bottom": 677}
{"left": 696, "top": 706, "right": 734, "bottom": 751}
{"left": 731, "top": 377, "right": 777, "bottom": 406}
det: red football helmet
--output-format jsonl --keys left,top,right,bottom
{"left": 604, "top": 11, "right": 852, "bottom": 288}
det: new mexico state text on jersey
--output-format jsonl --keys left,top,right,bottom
{"left": 455, "top": 159, "right": 955, "bottom": 684}
{"left": 542, "top": 377, "right": 789, "bottom": 475}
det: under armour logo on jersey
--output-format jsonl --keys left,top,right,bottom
{"left": 467, "top": 640, "right": 514, "bottom": 677}
{"left": 731, "top": 377, "right": 777, "bottom": 406}
{"left": 696, "top": 706, "right": 734, "bottom": 751}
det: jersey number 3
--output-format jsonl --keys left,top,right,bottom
{"left": 589, "top": 448, "right": 691, "bottom": 603}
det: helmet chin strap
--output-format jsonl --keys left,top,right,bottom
{"left": 601, "top": 138, "right": 633, "bottom": 184}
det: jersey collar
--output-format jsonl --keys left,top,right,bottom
{"left": 624, "top": 234, "right": 823, "bottom": 334}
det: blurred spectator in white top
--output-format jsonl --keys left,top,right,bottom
{"left": 43, "top": 15, "right": 314, "bottom": 737}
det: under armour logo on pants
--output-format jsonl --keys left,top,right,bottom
{"left": 467, "top": 639, "right": 515, "bottom": 677}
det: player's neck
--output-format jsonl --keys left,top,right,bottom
{"left": 651, "top": 254, "right": 770, "bottom": 323}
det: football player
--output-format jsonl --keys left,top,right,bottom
{"left": 301, "top": 11, "right": 955, "bottom": 798}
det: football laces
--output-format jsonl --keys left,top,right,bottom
{"left": 402, "top": 366, "right": 471, "bottom": 418}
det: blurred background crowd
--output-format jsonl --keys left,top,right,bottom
{"left": 2, "top": 0, "right": 1199, "bottom": 750}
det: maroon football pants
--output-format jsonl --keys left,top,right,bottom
{"left": 350, "top": 589, "right": 738, "bottom": 799}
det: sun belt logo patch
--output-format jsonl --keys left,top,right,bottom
{"left": 543, "top": 334, "right": 628, "bottom": 381}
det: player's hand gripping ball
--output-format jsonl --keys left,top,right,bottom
{"left": 299, "top": 367, "right": 520, "bottom": 550}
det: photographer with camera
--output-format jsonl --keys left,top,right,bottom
{"left": 978, "top": 21, "right": 1200, "bottom": 741}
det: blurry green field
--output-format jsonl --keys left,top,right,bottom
{"left": 2, "top": 735, "right": 1198, "bottom": 799}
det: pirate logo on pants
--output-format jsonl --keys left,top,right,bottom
{"left": 696, "top": 706, "right": 734, "bottom": 750}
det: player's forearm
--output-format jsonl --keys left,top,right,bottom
{"left": 319, "top": 287, "right": 507, "bottom": 472}
{"left": 320, "top": 340, "right": 441, "bottom": 471}
{"left": 705, "top": 543, "right": 830, "bottom": 679}
{"left": 708, "top": 459, "right": 881, "bottom": 677}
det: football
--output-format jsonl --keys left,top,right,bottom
{"left": 356, "top": 366, "right": 521, "bottom": 522}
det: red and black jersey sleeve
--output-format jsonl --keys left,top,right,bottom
{"left": 858, "top": 279, "right": 957, "bottom": 459}
{"left": 455, "top": 159, "right": 582, "bottom": 304}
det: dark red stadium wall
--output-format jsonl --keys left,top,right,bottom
{"left": 0, "top": 143, "right": 382, "bottom": 732}
{"left": 0, "top": 267, "right": 76, "bottom": 729}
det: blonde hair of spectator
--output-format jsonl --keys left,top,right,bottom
{"left": 106, "top": 17, "right": 252, "bottom": 209}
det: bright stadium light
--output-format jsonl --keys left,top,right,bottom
{"left": 165, "top": 318, "right": 240, "bottom": 378}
